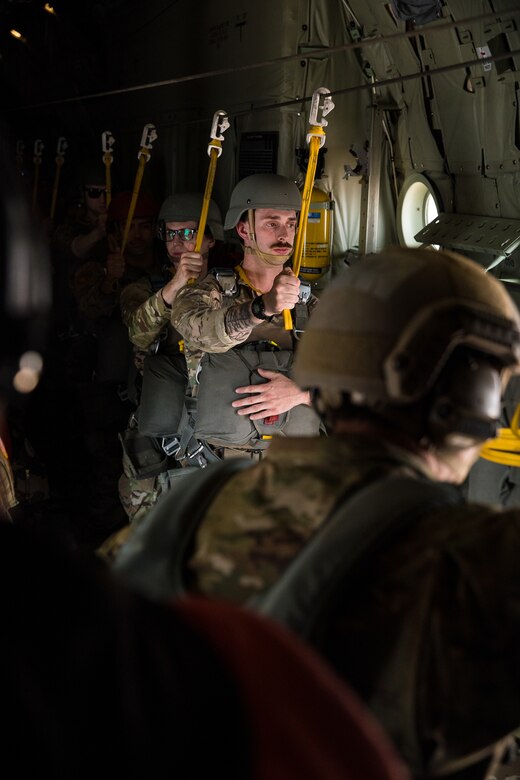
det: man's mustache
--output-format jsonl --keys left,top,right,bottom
{"left": 270, "top": 241, "right": 293, "bottom": 249}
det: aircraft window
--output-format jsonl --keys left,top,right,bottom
{"left": 397, "top": 173, "right": 441, "bottom": 249}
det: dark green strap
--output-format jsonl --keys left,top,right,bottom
{"left": 114, "top": 458, "right": 250, "bottom": 601}
{"left": 253, "top": 475, "right": 464, "bottom": 637}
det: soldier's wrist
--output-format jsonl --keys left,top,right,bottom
{"left": 251, "top": 295, "right": 274, "bottom": 322}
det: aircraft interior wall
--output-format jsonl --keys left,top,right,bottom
{"left": 3, "top": 0, "right": 520, "bottom": 273}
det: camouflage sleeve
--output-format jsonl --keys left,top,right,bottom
{"left": 72, "top": 260, "right": 118, "bottom": 320}
{"left": 172, "top": 276, "right": 252, "bottom": 354}
{"left": 120, "top": 281, "right": 171, "bottom": 350}
{"left": 188, "top": 450, "right": 337, "bottom": 604}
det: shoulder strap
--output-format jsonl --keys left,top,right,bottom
{"left": 113, "top": 458, "right": 251, "bottom": 600}
{"left": 210, "top": 267, "right": 238, "bottom": 296}
{"left": 253, "top": 475, "right": 464, "bottom": 637}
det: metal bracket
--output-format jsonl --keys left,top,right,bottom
{"left": 33, "top": 138, "right": 44, "bottom": 164}
{"left": 308, "top": 87, "right": 334, "bottom": 128}
{"left": 137, "top": 123, "right": 158, "bottom": 161}
{"left": 102, "top": 130, "right": 115, "bottom": 162}
{"left": 55, "top": 136, "right": 68, "bottom": 163}
{"left": 208, "top": 110, "right": 229, "bottom": 157}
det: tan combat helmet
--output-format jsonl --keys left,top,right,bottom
{"left": 157, "top": 193, "right": 224, "bottom": 241}
{"left": 224, "top": 173, "right": 301, "bottom": 230}
{"left": 294, "top": 246, "right": 520, "bottom": 444}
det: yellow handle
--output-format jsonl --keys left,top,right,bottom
{"left": 49, "top": 157, "right": 64, "bottom": 221}
{"left": 121, "top": 154, "right": 147, "bottom": 254}
{"left": 188, "top": 141, "right": 221, "bottom": 285}
{"left": 104, "top": 154, "right": 112, "bottom": 209}
{"left": 283, "top": 129, "right": 324, "bottom": 329}
{"left": 32, "top": 161, "right": 41, "bottom": 213}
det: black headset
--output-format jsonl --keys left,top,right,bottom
{"left": 427, "top": 347, "right": 503, "bottom": 447}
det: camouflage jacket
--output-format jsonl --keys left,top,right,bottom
{"left": 188, "top": 433, "right": 520, "bottom": 776}
{"left": 120, "top": 275, "right": 183, "bottom": 354}
{"left": 172, "top": 268, "right": 313, "bottom": 353}
{"left": 120, "top": 274, "right": 203, "bottom": 387}
{"left": 189, "top": 434, "right": 431, "bottom": 603}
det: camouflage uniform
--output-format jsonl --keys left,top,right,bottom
{"left": 120, "top": 275, "right": 202, "bottom": 390}
{"left": 188, "top": 434, "right": 434, "bottom": 602}
{"left": 187, "top": 432, "right": 520, "bottom": 776}
{"left": 117, "top": 273, "right": 205, "bottom": 525}
{"left": 172, "top": 270, "right": 299, "bottom": 354}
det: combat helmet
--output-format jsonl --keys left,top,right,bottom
{"left": 294, "top": 246, "right": 520, "bottom": 445}
{"left": 157, "top": 193, "right": 224, "bottom": 241}
{"left": 224, "top": 173, "right": 301, "bottom": 230}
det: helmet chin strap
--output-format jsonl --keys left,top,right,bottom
{"left": 245, "top": 209, "right": 294, "bottom": 266}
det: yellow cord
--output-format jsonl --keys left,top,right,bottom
{"left": 480, "top": 403, "right": 520, "bottom": 466}
{"left": 234, "top": 265, "right": 266, "bottom": 295}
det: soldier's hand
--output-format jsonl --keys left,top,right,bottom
{"left": 162, "top": 242, "right": 206, "bottom": 305}
{"left": 174, "top": 242, "right": 206, "bottom": 286}
{"left": 232, "top": 369, "right": 311, "bottom": 420}
{"left": 261, "top": 268, "right": 300, "bottom": 316}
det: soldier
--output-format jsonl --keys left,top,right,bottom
{"left": 116, "top": 246, "right": 520, "bottom": 779}
{"left": 52, "top": 160, "right": 108, "bottom": 269}
{"left": 114, "top": 194, "right": 223, "bottom": 525}
{"left": 121, "top": 193, "right": 223, "bottom": 438}
{"left": 0, "top": 140, "right": 408, "bottom": 780}
{"left": 171, "top": 173, "right": 322, "bottom": 458}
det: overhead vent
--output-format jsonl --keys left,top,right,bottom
{"left": 238, "top": 132, "right": 279, "bottom": 180}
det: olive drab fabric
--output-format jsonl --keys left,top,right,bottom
{"left": 389, "top": 1, "right": 441, "bottom": 24}
{"left": 196, "top": 349, "right": 322, "bottom": 449}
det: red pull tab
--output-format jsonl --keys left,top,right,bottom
{"left": 263, "top": 415, "right": 279, "bottom": 425}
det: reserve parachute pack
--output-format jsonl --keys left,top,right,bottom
{"left": 194, "top": 268, "right": 322, "bottom": 450}
{"left": 195, "top": 347, "right": 321, "bottom": 449}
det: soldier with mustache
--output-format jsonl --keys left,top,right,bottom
{"left": 171, "top": 173, "right": 322, "bottom": 460}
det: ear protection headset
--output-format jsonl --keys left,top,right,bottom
{"left": 427, "top": 348, "right": 503, "bottom": 448}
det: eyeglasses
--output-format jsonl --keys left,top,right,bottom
{"left": 158, "top": 226, "right": 198, "bottom": 242}
{"left": 85, "top": 187, "right": 107, "bottom": 199}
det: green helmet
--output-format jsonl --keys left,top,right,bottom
{"left": 294, "top": 246, "right": 520, "bottom": 406}
{"left": 158, "top": 193, "right": 223, "bottom": 241}
{"left": 224, "top": 174, "right": 301, "bottom": 230}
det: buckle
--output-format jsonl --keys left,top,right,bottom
{"left": 161, "top": 435, "right": 181, "bottom": 457}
